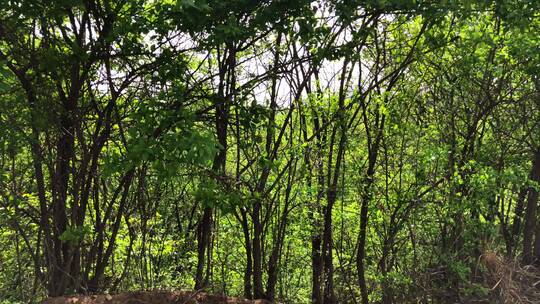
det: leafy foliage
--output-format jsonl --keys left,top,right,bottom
{"left": 0, "top": 0, "right": 539, "bottom": 303}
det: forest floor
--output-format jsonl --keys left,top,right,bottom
{"left": 42, "top": 291, "right": 271, "bottom": 304}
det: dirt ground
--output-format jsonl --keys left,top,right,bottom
{"left": 42, "top": 291, "right": 271, "bottom": 304}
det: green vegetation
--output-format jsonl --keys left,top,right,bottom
{"left": 1, "top": 0, "right": 539, "bottom": 303}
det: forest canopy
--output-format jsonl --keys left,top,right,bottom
{"left": 1, "top": 0, "right": 540, "bottom": 303}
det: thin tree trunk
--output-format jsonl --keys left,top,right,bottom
{"left": 240, "top": 209, "right": 253, "bottom": 299}
{"left": 195, "top": 207, "right": 212, "bottom": 289}
{"left": 357, "top": 176, "right": 374, "bottom": 304}
{"left": 266, "top": 164, "right": 295, "bottom": 301}
{"left": 529, "top": 149, "right": 540, "bottom": 262}
{"left": 508, "top": 187, "right": 528, "bottom": 257}
{"left": 357, "top": 115, "right": 384, "bottom": 304}
{"left": 523, "top": 148, "right": 540, "bottom": 264}
{"left": 312, "top": 233, "right": 323, "bottom": 304}
{"left": 195, "top": 44, "right": 233, "bottom": 290}
{"left": 322, "top": 200, "right": 336, "bottom": 304}
{"left": 252, "top": 200, "right": 265, "bottom": 298}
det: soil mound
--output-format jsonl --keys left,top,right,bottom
{"left": 42, "top": 291, "right": 271, "bottom": 304}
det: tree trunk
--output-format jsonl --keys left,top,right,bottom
{"left": 252, "top": 200, "right": 265, "bottom": 299}
{"left": 312, "top": 233, "right": 323, "bottom": 304}
{"left": 195, "top": 207, "right": 212, "bottom": 289}
{"left": 195, "top": 45, "right": 233, "bottom": 289}
{"left": 357, "top": 115, "right": 384, "bottom": 304}
{"left": 529, "top": 149, "right": 540, "bottom": 262}
{"left": 266, "top": 173, "right": 294, "bottom": 301}
{"left": 356, "top": 177, "right": 373, "bottom": 304}
{"left": 240, "top": 209, "right": 253, "bottom": 299}
{"left": 322, "top": 200, "right": 336, "bottom": 304}
{"left": 523, "top": 148, "right": 540, "bottom": 264}
{"left": 508, "top": 187, "right": 528, "bottom": 257}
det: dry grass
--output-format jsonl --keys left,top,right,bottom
{"left": 480, "top": 250, "right": 540, "bottom": 304}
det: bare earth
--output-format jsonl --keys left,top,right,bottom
{"left": 42, "top": 291, "right": 271, "bottom": 304}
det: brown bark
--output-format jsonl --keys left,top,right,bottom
{"left": 508, "top": 187, "right": 528, "bottom": 257}
{"left": 357, "top": 112, "right": 385, "bottom": 304}
{"left": 356, "top": 175, "right": 374, "bottom": 304}
{"left": 240, "top": 209, "right": 253, "bottom": 299}
{"left": 523, "top": 148, "right": 540, "bottom": 264}
{"left": 311, "top": 233, "right": 323, "bottom": 304}
{"left": 195, "top": 45, "right": 233, "bottom": 290}
{"left": 252, "top": 201, "right": 265, "bottom": 299}
{"left": 265, "top": 162, "right": 295, "bottom": 301}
